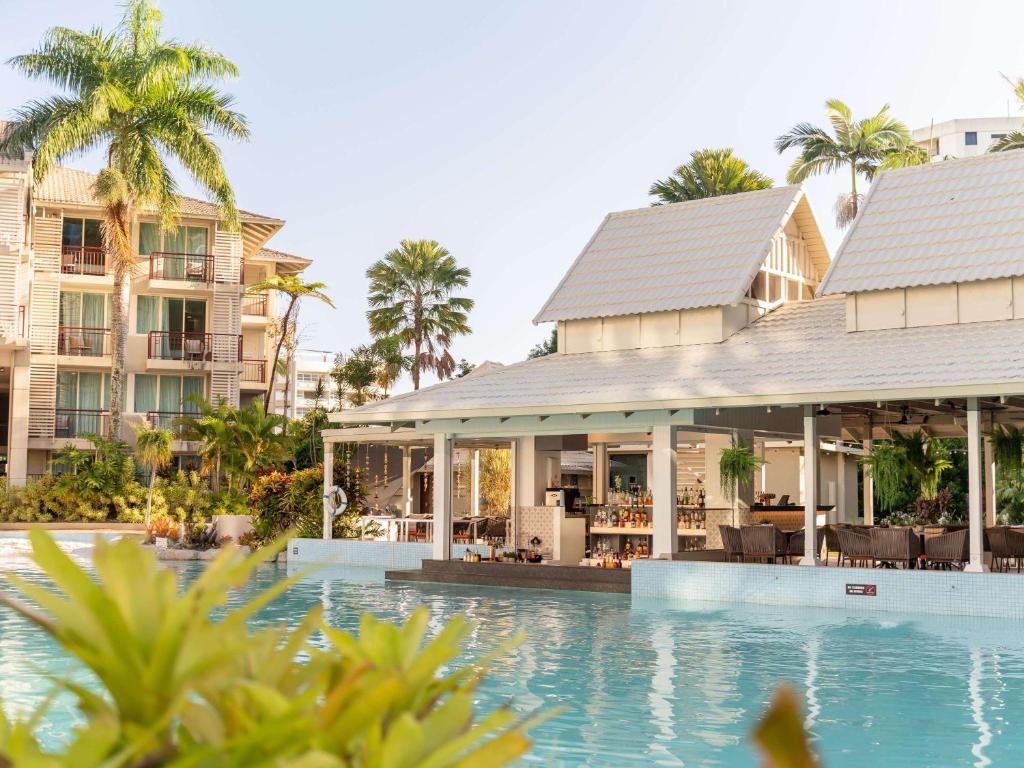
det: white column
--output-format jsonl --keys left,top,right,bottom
{"left": 651, "top": 425, "right": 678, "bottom": 559}
{"left": 984, "top": 436, "right": 996, "bottom": 527}
{"left": 593, "top": 443, "right": 608, "bottom": 504}
{"left": 322, "top": 442, "right": 334, "bottom": 540}
{"left": 862, "top": 437, "right": 874, "bottom": 525}
{"left": 6, "top": 352, "right": 29, "bottom": 485}
{"left": 835, "top": 449, "right": 846, "bottom": 525}
{"left": 432, "top": 433, "right": 453, "bottom": 561}
{"left": 800, "top": 406, "right": 821, "bottom": 566}
{"left": 965, "top": 399, "right": 989, "bottom": 572}
{"left": 646, "top": 450, "right": 654, "bottom": 495}
{"left": 509, "top": 439, "right": 519, "bottom": 550}
{"left": 401, "top": 446, "right": 413, "bottom": 517}
{"left": 471, "top": 449, "right": 480, "bottom": 516}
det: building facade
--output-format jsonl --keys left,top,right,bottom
{"left": 912, "top": 116, "right": 1024, "bottom": 159}
{"left": 273, "top": 348, "right": 341, "bottom": 419}
{"left": 0, "top": 125, "right": 311, "bottom": 483}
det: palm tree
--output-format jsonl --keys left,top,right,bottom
{"left": 370, "top": 335, "right": 411, "bottom": 397}
{"left": 1, "top": 0, "right": 248, "bottom": 439}
{"left": 135, "top": 424, "right": 173, "bottom": 524}
{"left": 366, "top": 240, "right": 473, "bottom": 390}
{"left": 775, "top": 99, "right": 923, "bottom": 227}
{"left": 231, "top": 402, "right": 290, "bottom": 487}
{"left": 248, "top": 276, "right": 333, "bottom": 412}
{"left": 990, "top": 74, "right": 1024, "bottom": 152}
{"left": 649, "top": 148, "right": 773, "bottom": 205}
{"left": 176, "top": 396, "right": 236, "bottom": 492}
{"left": 331, "top": 345, "right": 381, "bottom": 407}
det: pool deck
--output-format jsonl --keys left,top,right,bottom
{"left": 385, "top": 560, "right": 632, "bottom": 593}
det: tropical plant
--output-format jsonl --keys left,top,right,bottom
{"left": 2, "top": 0, "right": 248, "bottom": 439}
{"left": 248, "top": 275, "right": 334, "bottom": 411}
{"left": 861, "top": 441, "right": 908, "bottom": 512}
{"left": 367, "top": 239, "right": 474, "bottom": 390}
{"left": 371, "top": 334, "right": 411, "bottom": 396}
{"left": 479, "top": 448, "right": 512, "bottom": 515}
{"left": 134, "top": 424, "right": 173, "bottom": 523}
{"left": 0, "top": 531, "right": 541, "bottom": 766}
{"left": 718, "top": 436, "right": 764, "bottom": 503}
{"left": 649, "top": 147, "right": 773, "bottom": 204}
{"left": 331, "top": 344, "right": 382, "bottom": 407}
{"left": 528, "top": 328, "right": 558, "bottom": 359}
{"left": 455, "top": 358, "right": 476, "bottom": 377}
{"left": 893, "top": 430, "right": 952, "bottom": 501}
{"left": 775, "top": 99, "right": 923, "bottom": 227}
{"left": 288, "top": 406, "right": 330, "bottom": 470}
{"left": 230, "top": 401, "right": 291, "bottom": 488}
{"left": 51, "top": 434, "right": 149, "bottom": 521}
{"left": 176, "top": 396, "right": 237, "bottom": 492}
{"left": 159, "top": 469, "right": 211, "bottom": 525}
{"left": 991, "top": 424, "right": 1024, "bottom": 484}
{"left": 990, "top": 74, "right": 1024, "bottom": 153}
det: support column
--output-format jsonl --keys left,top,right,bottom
{"left": 593, "top": 443, "right": 608, "bottom": 504}
{"left": 6, "top": 353, "right": 29, "bottom": 486}
{"left": 835, "top": 449, "right": 846, "bottom": 525}
{"left": 651, "top": 425, "right": 678, "bottom": 559}
{"left": 862, "top": 437, "right": 874, "bottom": 525}
{"left": 646, "top": 450, "right": 654, "bottom": 495}
{"left": 984, "top": 436, "right": 996, "bottom": 527}
{"left": 322, "top": 442, "right": 334, "bottom": 540}
{"left": 432, "top": 433, "right": 453, "bottom": 561}
{"left": 471, "top": 449, "right": 480, "bottom": 516}
{"left": 401, "top": 446, "right": 413, "bottom": 517}
{"left": 510, "top": 439, "right": 518, "bottom": 550}
{"left": 965, "top": 399, "right": 989, "bottom": 572}
{"left": 800, "top": 406, "right": 821, "bottom": 566}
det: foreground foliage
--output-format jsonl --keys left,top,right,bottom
{"left": 0, "top": 531, "right": 540, "bottom": 766}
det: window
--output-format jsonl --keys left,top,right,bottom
{"left": 62, "top": 218, "right": 103, "bottom": 250}
{"left": 60, "top": 291, "right": 111, "bottom": 328}
{"left": 134, "top": 374, "right": 205, "bottom": 414}
{"left": 992, "top": 133, "right": 1006, "bottom": 140}
{"left": 136, "top": 295, "right": 159, "bottom": 333}
{"left": 55, "top": 371, "right": 112, "bottom": 437}
{"left": 965, "top": 131, "right": 978, "bottom": 146}
{"left": 138, "top": 222, "right": 209, "bottom": 255}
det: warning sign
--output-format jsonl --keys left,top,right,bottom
{"left": 846, "top": 583, "right": 877, "bottom": 596}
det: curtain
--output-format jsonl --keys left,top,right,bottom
{"left": 159, "top": 376, "right": 182, "bottom": 414}
{"left": 82, "top": 293, "right": 105, "bottom": 355}
{"left": 78, "top": 373, "right": 102, "bottom": 435}
{"left": 55, "top": 372, "right": 77, "bottom": 438}
{"left": 182, "top": 376, "right": 204, "bottom": 413}
{"left": 139, "top": 223, "right": 160, "bottom": 255}
{"left": 162, "top": 298, "right": 183, "bottom": 359}
{"left": 59, "top": 292, "right": 81, "bottom": 326}
{"left": 134, "top": 374, "right": 157, "bottom": 414}
{"left": 165, "top": 228, "right": 186, "bottom": 278}
{"left": 103, "top": 374, "right": 113, "bottom": 409}
{"left": 187, "top": 227, "right": 208, "bottom": 254}
{"left": 137, "top": 296, "right": 158, "bottom": 334}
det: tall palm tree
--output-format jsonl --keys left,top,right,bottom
{"left": 649, "top": 148, "right": 773, "bottom": 205}
{"left": 775, "top": 99, "right": 923, "bottom": 227}
{"left": 990, "top": 74, "right": 1024, "bottom": 152}
{"left": 135, "top": 424, "right": 173, "bottom": 524}
{"left": 366, "top": 240, "right": 473, "bottom": 390}
{"left": 248, "top": 276, "right": 333, "bottom": 412}
{"left": 1, "top": 0, "right": 248, "bottom": 439}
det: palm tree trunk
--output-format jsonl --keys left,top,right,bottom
{"left": 264, "top": 296, "right": 297, "bottom": 413}
{"left": 104, "top": 204, "right": 132, "bottom": 440}
{"left": 412, "top": 338, "right": 421, "bottom": 390}
{"left": 850, "top": 164, "right": 858, "bottom": 219}
{"left": 146, "top": 469, "right": 155, "bottom": 525}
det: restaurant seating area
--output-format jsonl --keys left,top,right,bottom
{"left": 719, "top": 523, "right": 1024, "bottom": 571}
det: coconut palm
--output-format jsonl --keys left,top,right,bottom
{"left": 775, "top": 100, "right": 923, "bottom": 227}
{"left": 248, "top": 276, "right": 333, "bottom": 412}
{"left": 990, "top": 74, "right": 1024, "bottom": 152}
{"left": 1, "top": 0, "right": 248, "bottom": 439}
{"left": 135, "top": 424, "right": 173, "bottom": 524}
{"left": 366, "top": 240, "right": 473, "bottom": 390}
{"left": 649, "top": 148, "right": 773, "bottom": 205}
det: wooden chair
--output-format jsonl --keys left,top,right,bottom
{"left": 740, "top": 524, "right": 787, "bottom": 564}
{"left": 836, "top": 527, "right": 872, "bottom": 567}
{"left": 924, "top": 528, "right": 969, "bottom": 569}
{"left": 870, "top": 527, "right": 921, "bottom": 569}
{"left": 822, "top": 524, "right": 843, "bottom": 566}
{"left": 719, "top": 525, "right": 744, "bottom": 563}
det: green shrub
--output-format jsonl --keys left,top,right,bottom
{"left": 0, "top": 531, "right": 541, "bottom": 766}
{"left": 159, "top": 470, "right": 210, "bottom": 524}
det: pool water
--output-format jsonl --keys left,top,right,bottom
{"left": 2, "top": 534, "right": 1023, "bottom": 766}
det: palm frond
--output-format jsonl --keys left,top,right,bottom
{"left": 989, "top": 131, "right": 1024, "bottom": 153}
{"left": 648, "top": 148, "right": 772, "bottom": 204}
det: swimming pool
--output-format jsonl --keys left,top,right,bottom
{"left": 1, "top": 533, "right": 1022, "bottom": 766}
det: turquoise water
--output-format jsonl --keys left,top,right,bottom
{"left": 2, "top": 534, "right": 1024, "bottom": 766}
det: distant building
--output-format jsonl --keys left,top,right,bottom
{"left": 913, "top": 116, "right": 1024, "bottom": 160}
{"left": 274, "top": 348, "right": 340, "bottom": 419}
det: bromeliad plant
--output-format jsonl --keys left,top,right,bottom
{"left": 0, "top": 531, "right": 542, "bottom": 766}
{"left": 718, "top": 436, "right": 764, "bottom": 503}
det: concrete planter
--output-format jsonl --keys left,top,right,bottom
{"left": 213, "top": 515, "right": 253, "bottom": 542}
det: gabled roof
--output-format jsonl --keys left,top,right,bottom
{"left": 819, "top": 150, "right": 1024, "bottom": 295}
{"left": 334, "top": 295, "right": 1024, "bottom": 423}
{"left": 251, "top": 247, "right": 312, "bottom": 275}
{"left": 533, "top": 185, "right": 829, "bottom": 323}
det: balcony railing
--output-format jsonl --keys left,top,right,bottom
{"left": 147, "top": 330, "right": 242, "bottom": 362}
{"left": 145, "top": 411, "right": 198, "bottom": 437}
{"left": 242, "top": 293, "right": 268, "bottom": 316}
{"left": 58, "top": 326, "right": 111, "bottom": 356}
{"left": 149, "top": 252, "right": 215, "bottom": 282}
{"left": 61, "top": 245, "right": 107, "bottom": 276}
{"left": 55, "top": 408, "right": 108, "bottom": 439}
{"left": 241, "top": 358, "right": 267, "bottom": 383}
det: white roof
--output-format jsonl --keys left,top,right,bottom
{"left": 533, "top": 186, "right": 828, "bottom": 323}
{"left": 335, "top": 295, "right": 1024, "bottom": 423}
{"left": 820, "top": 150, "right": 1024, "bottom": 295}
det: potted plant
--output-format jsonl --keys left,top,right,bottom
{"left": 150, "top": 514, "right": 175, "bottom": 549}
{"left": 718, "top": 436, "right": 764, "bottom": 503}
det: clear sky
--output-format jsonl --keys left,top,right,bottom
{"left": 3, "top": 0, "right": 1024, "bottom": 391}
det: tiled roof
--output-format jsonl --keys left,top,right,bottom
{"left": 820, "top": 150, "right": 1024, "bottom": 294}
{"left": 33, "top": 165, "right": 282, "bottom": 224}
{"left": 534, "top": 186, "right": 828, "bottom": 322}
{"left": 336, "top": 296, "right": 1024, "bottom": 422}
{"left": 252, "top": 247, "right": 312, "bottom": 266}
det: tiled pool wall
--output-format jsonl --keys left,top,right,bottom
{"left": 633, "top": 560, "right": 1024, "bottom": 619}
{"left": 288, "top": 539, "right": 492, "bottom": 569}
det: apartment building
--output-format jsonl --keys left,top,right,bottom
{"left": 913, "top": 116, "right": 1024, "bottom": 159}
{"left": 0, "top": 121, "right": 311, "bottom": 484}
{"left": 273, "top": 348, "right": 341, "bottom": 419}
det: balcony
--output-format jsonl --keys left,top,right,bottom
{"left": 55, "top": 408, "right": 108, "bottom": 439}
{"left": 241, "top": 358, "right": 267, "bottom": 386}
{"left": 145, "top": 411, "right": 195, "bottom": 438}
{"left": 242, "top": 293, "right": 268, "bottom": 316}
{"left": 149, "top": 252, "right": 215, "bottom": 283}
{"left": 61, "top": 245, "right": 108, "bottom": 276}
{"left": 57, "top": 326, "right": 111, "bottom": 357}
{"left": 147, "top": 331, "right": 242, "bottom": 362}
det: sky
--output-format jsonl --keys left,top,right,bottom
{"left": 3, "top": 0, "right": 1024, "bottom": 392}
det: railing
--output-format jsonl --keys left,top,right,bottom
{"left": 57, "top": 326, "right": 111, "bottom": 356}
{"left": 241, "top": 358, "right": 267, "bottom": 383}
{"left": 17, "top": 305, "right": 24, "bottom": 336}
{"left": 149, "top": 251, "right": 215, "bottom": 282}
{"left": 54, "top": 408, "right": 108, "bottom": 439}
{"left": 61, "top": 245, "right": 107, "bottom": 276}
{"left": 242, "top": 292, "right": 268, "bottom": 316}
{"left": 146, "top": 330, "right": 242, "bottom": 362}
{"left": 145, "top": 411, "right": 197, "bottom": 437}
